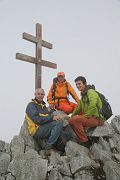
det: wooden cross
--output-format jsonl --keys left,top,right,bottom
{"left": 16, "top": 23, "right": 57, "bottom": 89}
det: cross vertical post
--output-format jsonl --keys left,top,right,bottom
{"left": 36, "top": 23, "right": 42, "bottom": 88}
{"left": 16, "top": 23, "right": 57, "bottom": 89}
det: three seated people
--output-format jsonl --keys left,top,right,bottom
{"left": 25, "top": 73, "right": 105, "bottom": 153}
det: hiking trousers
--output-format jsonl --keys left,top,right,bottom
{"left": 56, "top": 102, "right": 77, "bottom": 114}
{"left": 69, "top": 115, "right": 104, "bottom": 142}
{"left": 34, "top": 120, "right": 63, "bottom": 148}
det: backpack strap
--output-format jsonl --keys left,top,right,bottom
{"left": 52, "top": 77, "right": 58, "bottom": 102}
{"left": 52, "top": 78, "right": 70, "bottom": 106}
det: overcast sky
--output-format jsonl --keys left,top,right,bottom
{"left": 0, "top": 0, "right": 120, "bottom": 142}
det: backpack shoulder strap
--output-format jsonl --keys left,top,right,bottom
{"left": 52, "top": 77, "right": 58, "bottom": 101}
{"left": 81, "top": 84, "right": 95, "bottom": 97}
{"left": 65, "top": 81, "right": 69, "bottom": 94}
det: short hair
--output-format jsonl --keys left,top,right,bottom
{"left": 74, "top": 76, "right": 87, "bottom": 85}
{"left": 35, "top": 88, "right": 45, "bottom": 94}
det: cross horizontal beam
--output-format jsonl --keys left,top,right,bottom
{"left": 16, "top": 53, "right": 35, "bottom": 64}
{"left": 16, "top": 53, "right": 57, "bottom": 69}
{"left": 23, "top": 32, "right": 53, "bottom": 49}
{"left": 41, "top": 60, "right": 57, "bottom": 69}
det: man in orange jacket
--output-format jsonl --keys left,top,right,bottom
{"left": 47, "top": 71, "right": 80, "bottom": 114}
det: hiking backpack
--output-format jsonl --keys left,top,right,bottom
{"left": 87, "top": 85, "right": 113, "bottom": 120}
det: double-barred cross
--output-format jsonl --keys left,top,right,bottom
{"left": 16, "top": 23, "right": 57, "bottom": 89}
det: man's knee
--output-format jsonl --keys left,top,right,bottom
{"left": 69, "top": 115, "right": 80, "bottom": 124}
{"left": 57, "top": 120, "right": 63, "bottom": 128}
{"left": 59, "top": 103, "right": 73, "bottom": 113}
{"left": 69, "top": 118, "right": 75, "bottom": 125}
{"left": 65, "top": 107, "right": 73, "bottom": 114}
{"left": 52, "top": 120, "right": 63, "bottom": 127}
{"left": 98, "top": 119, "right": 104, "bottom": 126}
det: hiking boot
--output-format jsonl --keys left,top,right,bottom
{"left": 40, "top": 139, "right": 53, "bottom": 150}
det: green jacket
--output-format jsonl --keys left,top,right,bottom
{"left": 72, "top": 89, "right": 104, "bottom": 120}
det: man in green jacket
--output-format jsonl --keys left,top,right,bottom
{"left": 69, "top": 76, "right": 104, "bottom": 146}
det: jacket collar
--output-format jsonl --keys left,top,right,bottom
{"left": 81, "top": 87, "right": 87, "bottom": 96}
{"left": 81, "top": 84, "right": 95, "bottom": 96}
{"left": 57, "top": 79, "right": 67, "bottom": 86}
{"left": 32, "top": 98, "right": 46, "bottom": 106}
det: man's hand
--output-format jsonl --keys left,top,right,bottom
{"left": 53, "top": 115, "right": 62, "bottom": 121}
{"left": 62, "top": 115, "right": 70, "bottom": 120}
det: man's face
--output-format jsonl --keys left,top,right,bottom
{"left": 35, "top": 88, "right": 45, "bottom": 102}
{"left": 75, "top": 80, "right": 86, "bottom": 92}
{"left": 57, "top": 75, "right": 65, "bottom": 83}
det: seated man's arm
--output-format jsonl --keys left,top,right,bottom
{"left": 47, "top": 85, "right": 55, "bottom": 106}
{"left": 68, "top": 83, "right": 80, "bottom": 103}
{"left": 26, "top": 102, "right": 53, "bottom": 125}
{"left": 71, "top": 101, "right": 81, "bottom": 117}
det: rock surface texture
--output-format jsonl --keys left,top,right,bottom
{"left": 0, "top": 112, "right": 120, "bottom": 180}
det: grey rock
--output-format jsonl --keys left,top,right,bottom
{"left": 6, "top": 173, "right": 15, "bottom": 180}
{"left": 57, "top": 162, "right": 72, "bottom": 177}
{"left": 0, "top": 176, "right": 5, "bottom": 180}
{"left": 8, "top": 149, "right": 48, "bottom": 180}
{"left": 52, "top": 110, "right": 66, "bottom": 116}
{"left": 111, "top": 115, "right": 120, "bottom": 134}
{"left": 65, "top": 141, "right": 89, "bottom": 157}
{"left": 75, "top": 170, "right": 94, "bottom": 180}
{"left": 99, "top": 137, "right": 111, "bottom": 152}
{"left": 47, "top": 165, "right": 54, "bottom": 172}
{"left": 49, "top": 152, "right": 72, "bottom": 177}
{"left": 110, "top": 133, "right": 120, "bottom": 152}
{"left": 112, "top": 154, "right": 120, "bottom": 162}
{"left": 4, "top": 143, "right": 10, "bottom": 154}
{"left": 19, "top": 120, "right": 40, "bottom": 151}
{"left": 39, "top": 149, "right": 47, "bottom": 159}
{"left": 52, "top": 110, "right": 69, "bottom": 127}
{"left": 103, "top": 160, "right": 120, "bottom": 180}
{"left": 10, "top": 135, "right": 25, "bottom": 158}
{"left": 111, "top": 132, "right": 120, "bottom": 143}
{"left": 23, "top": 148, "right": 40, "bottom": 159}
{"left": 75, "top": 175, "right": 94, "bottom": 180}
{"left": 90, "top": 143, "right": 112, "bottom": 162}
{"left": 86, "top": 122, "right": 114, "bottom": 137}
{"left": 63, "top": 177, "right": 73, "bottom": 180}
{"left": 2, "top": 113, "right": 120, "bottom": 180}
{"left": 69, "top": 156, "right": 92, "bottom": 174}
{"left": 25, "top": 145, "right": 36, "bottom": 152}
{"left": 60, "top": 156, "right": 70, "bottom": 163}
{"left": 0, "top": 140, "right": 5, "bottom": 152}
{"left": 90, "top": 159, "right": 100, "bottom": 169}
{"left": 0, "top": 153, "right": 10, "bottom": 175}
{"left": 48, "top": 169, "right": 63, "bottom": 180}
{"left": 49, "top": 151, "right": 62, "bottom": 166}
{"left": 109, "top": 138, "right": 116, "bottom": 150}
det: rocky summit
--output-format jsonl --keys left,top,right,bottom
{"left": 0, "top": 112, "right": 120, "bottom": 180}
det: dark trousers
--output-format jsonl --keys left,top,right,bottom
{"left": 34, "top": 120, "right": 63, "bottom": 147}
